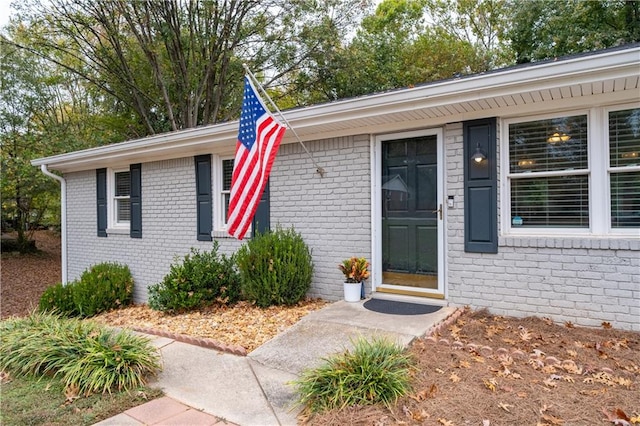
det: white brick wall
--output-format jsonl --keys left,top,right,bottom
{"left": 444, "top": 123, "right": 640, "bottom": 331}
{"left": 66, "top": 158, "right": 243, "bottom": 302}
{"left": 65, "top": 136, "right": 371, "bottom": 303}
{"left": 64, "top": 128, "right": 638, "bottom": 331}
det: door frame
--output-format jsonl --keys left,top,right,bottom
{"left": 371, "top": 127, "right": 446, "bottom": 298}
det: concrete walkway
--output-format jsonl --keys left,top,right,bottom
{"left": 95, "top": 298, "right": 456, "bottom": 426}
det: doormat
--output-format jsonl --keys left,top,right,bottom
{"left": 363, "top": 299, "right": 442, "bottom": 315}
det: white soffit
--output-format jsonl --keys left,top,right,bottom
{"left": 32, "top": 46, "right": 640, "bottom": 173}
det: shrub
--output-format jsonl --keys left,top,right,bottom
{"left": 294, "top": 337, "right": 414, "bottom": 412}
{"left": 0, "top": 312, "right": 160, "bottom": 394}
{"left": 39, "top": 282, "right": 78, "bottom": 316}
{"left": 38, "top": 262, "right": 134, "bottom": 318}
{"left": 73, "top": 263, "right": 134, "bottom": 317}
{"left": 148, "top": 241, "right": 241, "bottom": 313}
{"left": 236, "top": 226, "right": 313, "bottom": 308}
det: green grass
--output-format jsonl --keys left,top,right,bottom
{"left": 0, "top": 373, "right": 162, "bottom": 426}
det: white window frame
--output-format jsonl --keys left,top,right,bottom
{"left": 212, "top": 154, "right": 236, "bottom": 233}
{"left": 502, "top": 105, "right": 640, "bottom": 237}
{"left": 605, "top": 103, "right": 640, "bottom": 236}
{"left": 108, "top": 168, "right": 130, "bottom": 231}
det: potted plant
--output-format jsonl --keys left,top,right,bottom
{"left": 338, "top": 257, "right": 369, "bottom": 302}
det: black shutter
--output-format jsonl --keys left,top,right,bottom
{"left": 130, "top": 163, "right": 142, "bottom": 238}
{"left": 96, "top": 168, "right": 108, "bottom": 237}
{"left": 252, "top": 180, "right": 270, "bottom": 238}
{"left": 195, "top": 155, "right": 212, "bottom": 241}
{"left": 464, "top": 118, "right": 498, "bottom": 253}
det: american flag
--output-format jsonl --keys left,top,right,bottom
{"left": 227, "top": 76, "right": 286, "bottom": 240}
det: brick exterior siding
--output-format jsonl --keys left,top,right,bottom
{"left": 64, "top": 129, "right": 638, "bottom": 331}
{"left": 444, "top": 123, "right": 640, "bottom": 331}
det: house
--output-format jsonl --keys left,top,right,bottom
{"left": 33, "top": 45, "right": 640, "bottom": 331}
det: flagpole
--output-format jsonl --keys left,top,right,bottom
{"left": 242, "top": 64, "right": 325, "bottom": 178}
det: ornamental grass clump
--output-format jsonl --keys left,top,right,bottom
{"left": 0, "top": 312, "right": 160, "bottom": 395}
{"left": 294, "top": 337, "right": 414, "bottom": 413}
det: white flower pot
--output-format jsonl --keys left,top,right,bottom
{"left": 343, "top": 282, "right": 361, "bottom": 302}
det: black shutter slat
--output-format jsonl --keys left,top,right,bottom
{"left": 96, "top": 168, "right": 107, "bottom": 237}
{"left": 130, "top": 163, "right": 142, "bottom": 238}
{"left": 252, "top": 180, "right": 270, "bottom": 238}
{"left": 195, "top": 155, "right": 212, "bottom": 241}
{"left": 464, "top": 118, "right": 498, "bottom": 253}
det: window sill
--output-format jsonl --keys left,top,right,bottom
{"left": 106, "top": 227, "right": 130, "bottom": 235}
{"left": 499, "top": 235, "right": 640, "bottom": 251}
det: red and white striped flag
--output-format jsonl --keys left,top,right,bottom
{"left": 227, "top": 76, "right": 286, "bottom": 239}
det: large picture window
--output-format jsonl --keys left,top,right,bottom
{"left": 505, "top": 106, "right": 639, "bottom": 235}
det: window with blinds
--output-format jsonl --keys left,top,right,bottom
{"left": 114, "top": 170, "right": 131, "bottom": 223}
{"left": 508, "top": 114, "right": 589, "bottom": 228}
{"left": 222, "top": 159, "right": 234, "bottom": 225}
{"left": 609, "top": 108, "right": 640, "bottom": 228}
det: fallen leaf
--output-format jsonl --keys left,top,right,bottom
{"left": 602, "top": 322, "right": 612, "bottom": 329}
{"left": 519, "top": 328, "right": 532, "bottom": 341}
{"left": 459, "top": 360, "right": 471, "bottom": 369}
{"left": 438, "top": 419, "right": 455, "bottom": 426}
{"left": 564, "top": 321, "right": 575, "bottom": 328}
{"left": 498, "top": 402, "right": 512, "bottom": 412}
{"left": 543, "top": 317, "right": 554, "bottom": 326}
{"left": 542, "top": 413, "right": 565, "bottom": 425}
{"left": 566, "top": 349, "right": 577, "bottom": 358}
{"left": 449, "top": 372, "right": 461, "bottom": 383}
{"left": 435, "top": 368, "right": 445, "bottom": 374}
{"left": 543, "top": 378, "right": 557, "bottom": 388}
{"left": 484, "top": 378, "right": 497, "bottom": 392}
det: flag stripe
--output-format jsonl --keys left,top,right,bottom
{"left": 227, "top": 76, "right": 286, "bottom": 240}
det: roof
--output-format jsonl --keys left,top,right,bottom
{"left": 33, "top": 45, "right": 640, "bottom": 173}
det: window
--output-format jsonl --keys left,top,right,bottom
{"left": 609, "top": 108, "right": 640, "bottom": 228}
{"left": 505, "top": 106, "right": 640, "bottom": 235}
{"left": 113, "top": 170, "right": 131, "bottom": 226}
{"left": 508, "top": 114, "right": 589, "bottom": 228}
{"left": 221, "top": 159, "right": 234, "bottom": 226}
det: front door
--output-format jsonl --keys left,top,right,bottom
{"left": 377, "top": 130, "right": 444, "bottom": 296}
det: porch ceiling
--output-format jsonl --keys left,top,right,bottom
{"left": 33, "top": 45, "right": 640, "bottom": 173}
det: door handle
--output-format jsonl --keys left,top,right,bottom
{"left": 432, "top": 203, "right": 443, "bottom": 220}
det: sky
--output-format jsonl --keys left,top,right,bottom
{"left": 0, "top": 0, "right": 13, "bottom": 28}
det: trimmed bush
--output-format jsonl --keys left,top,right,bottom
{"left": 148, "top": 241, "right": 241, "bottom": 313}
{"left": 236, "top": 226, "right": 313, "bottom": 308}
{"left": 38, "top": 262, "right": 133, "bottom": 318}
{"left": 39, "top": 282, "right": 77, "bottom": 316}
{"left": 294, "top": 337, "right": 414, "bottom": 412}
{"left": 0, "top": 312, "right": 160, "bottom": 394}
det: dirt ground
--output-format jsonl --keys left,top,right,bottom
{"left": 1, "top": 231, "right": 61, "bottom": 319}
{"left": 2, "top": 232, "right": 638, "bottom": 425}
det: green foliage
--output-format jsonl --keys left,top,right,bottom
{"left": 148, "top": 241, "right": 241, "bottom": 313}
{"left": 506, "top": 0, "right": 640, "bottom": 63}
{"left": 294, "top": 337, "right": 414, "bottom": 412}
{"left": 39, "top": 282, "right": 77, "bottom": 316}
{"left": 73, "top": 263, "right": 134, "bottom": 317}
{"left": 236, "top": 226, "right": 313, "bottom": 308}
{"left": 38, "top": 262, "right": 133, "bottom": 318}
{"left": 0, "top": 312, "right": 160, "bottom": 395}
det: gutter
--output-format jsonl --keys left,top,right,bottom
{"left": 39, "top": 165, "right": 67, "bottom": 285}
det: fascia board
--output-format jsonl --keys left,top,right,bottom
{"left": 33, "top": 47, "right": 639, "bottom": 172}
{"left": 283, "top": 49, "right": 640, "bottom": 129}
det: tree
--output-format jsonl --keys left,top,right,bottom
{"left": 7, "top": 0, "right": 369, "bottom": 136}
{"left": 507, "top": 0, "right": 640, "bottom": 63}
